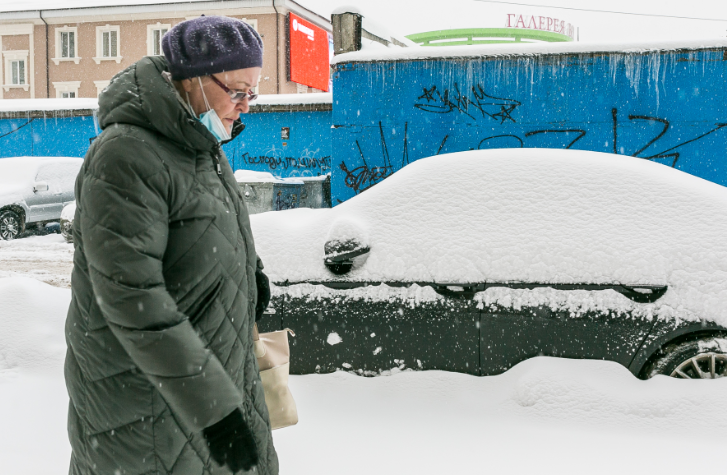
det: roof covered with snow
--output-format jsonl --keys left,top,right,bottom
{"left": 0, "top": 0, "right": 331, "bottom": 28}
{"left": 0, "top": 0, "right": 210, "bottom": 13}
{"left": 0, "top": 99, "right": 98, "bottom": 112}
{"left": 0, "top": 94, "right": 331, "bottom": 114}
{"left": 333, "top": 37, "right": 727, "bottom": 64}
{"left": 251, "top": 93, "right": 332, "bottom": 105}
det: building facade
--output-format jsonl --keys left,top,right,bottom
{"left": 0, "top": 0, "right": 331, "bottom": 99}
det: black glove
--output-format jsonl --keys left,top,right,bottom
{"left": 255, "top": 267, "right": 270, "bottom": 322}
{"left": 203, "top": 408, "right": 259, "bottom": 473}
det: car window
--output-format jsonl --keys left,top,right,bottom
{"left": 36, "top": 161, "right": 80, "bottom": 193}
{"left": 0, "top": 158, "right": 40, "bottom": 187}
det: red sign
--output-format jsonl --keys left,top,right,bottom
{"left": 289, "top": 13, "right": 330, "bottom": 92}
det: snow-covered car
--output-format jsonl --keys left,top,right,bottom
{"left": 252, "top": 149, "right": 727, "bottom": 379}
{"left": 60, "top": 200, "right": 76, "bottom": 243}
{"left": 0, "top": 157, "right": 83, "bottom": 240}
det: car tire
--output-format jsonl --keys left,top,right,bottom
{"left": 0, "top": 210, "right": 22, "bottom": 241}
{"left": 646, "top": 336, "right": 727, "bottom": 379}
{"left": 61, "top": 218, "right": 73, "bottom": 243}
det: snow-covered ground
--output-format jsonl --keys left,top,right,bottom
{"left": 0, "top": 234, "right": 74, "bottom": 288}
{"left": 1, "top": 273, "right": 726, "bottom": 474}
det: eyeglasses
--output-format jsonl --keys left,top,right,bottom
{"left": 208, "top": 75, "right": 258, "bottom": 103}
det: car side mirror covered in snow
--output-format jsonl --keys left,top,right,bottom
{"left": 324, "top": 238, "right": 370, "bottom": 275}
{"left": 33, "top": 181, "right": 49, "bottom": 192}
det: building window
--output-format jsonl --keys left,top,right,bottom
{"left": 102, "top": 30, "right": 118, "bottom": 57}
{"left": 52, "top": 26, "right": 81, "bottom": 65}
{"left": 61, "top": 31, "right": 75, "bottom": 58}
{"left": 10, "top": 60, "right": 25, "bottom": 85}
{"left": 53, "top": 81, "right": 81, "bottom": 98}
{"left": 152, "top": 28, "right": 166, "bottom": 55}
{"left": 147, "top": 23, "right": 171, "bottom": 56}
{"left": 94, "top": 25, "right": 122, "bottom": 64}
{"left": 3, "top": 50, "right": 30, "bottom": 92}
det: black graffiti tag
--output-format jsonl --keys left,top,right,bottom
{"left": 415, "top": 83, "right": 521, "bottom": 124}
{"left": 240, "top": 152, "right": 331, "bottom": 172}
{"left": 612, "top": 108, "right": 727, "bottom": 167}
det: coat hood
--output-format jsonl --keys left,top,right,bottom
{"left": 98, "top": 56, "right": 216, "bottom": 152}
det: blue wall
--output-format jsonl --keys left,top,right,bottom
{"left": 331, "top": 49, "right": 727, "bottom": 204}
{"left": 4, "top": 48, "right": 727, "bottom": 203}
{"left": 224, "top": 110, "right": 332, "bottom": 177}
{"left": 0, "top": 109, "right": 332, "bottom": 177}
{"left": 0, "top": 115, "right": 98, "bottom": 157}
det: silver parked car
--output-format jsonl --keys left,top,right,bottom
{"left": 0, "top": 156, "right": 83, "bottom": 240}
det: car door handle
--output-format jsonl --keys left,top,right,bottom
{"left": 431, "top": 283, "right": 486, "bottom": 299}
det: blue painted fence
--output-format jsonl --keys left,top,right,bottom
{"left": 330, "top": 48, "right": 727, "bottom": 203}
{"left": 0, "top": 106, "right": 332, "bottom": 178}
{"left": 226, "top": 109, "right": 332, "bottom": 177}
{"left": 4, "top": 46, "right": 727, "bottom": 205}
{"left": 0, "top": 115, "right": 99, "bottom": 157}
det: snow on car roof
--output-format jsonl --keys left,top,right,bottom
{"left": 332, "top": 38, "right": 727, "bottom": 64}
{"left": 0, "top": 156, "right": 83, "bottom": 186}
{"left": 252, "top": 148, "right": 727, "bottom": 325}
{"left": 0, "top": 157, "right": 43, "bottom": 185}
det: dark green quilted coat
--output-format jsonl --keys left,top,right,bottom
{"left": 65, "top": 56, "right": 278, "bottom": 475}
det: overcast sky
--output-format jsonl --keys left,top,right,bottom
{"left": 300, "top": 0, "right": 727, "bottom": 43}
{"left": 1, "top": 0, "right": 727, "bottom": 44}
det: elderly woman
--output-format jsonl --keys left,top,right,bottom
{"left": 64, "top": 16, "right": 278, "bottom": 475}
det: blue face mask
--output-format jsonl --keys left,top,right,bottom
{"left": 199, "top": 109, "right": 231, "bottom": 142}
{"left": 190, "top": 78, "right": 232, "bottom": 142}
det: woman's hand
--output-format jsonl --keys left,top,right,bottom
{"left": 255, "top": 268, "right": 270, "bottom": 322}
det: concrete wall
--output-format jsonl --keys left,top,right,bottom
{"left": 330, "top": 48, "right": 727, "bottom": 204}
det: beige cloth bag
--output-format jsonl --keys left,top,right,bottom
{"left": 253, "top": 324, "right": 298, "bottom": 430}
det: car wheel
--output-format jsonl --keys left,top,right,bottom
{"left": 61, "top": 218, "right": 73, "bottom": 243}
{"left": 647, "top": 337, "right": 727, "bottom": 379}
{"left": 0, "top": 210, "right": 22, "bottom": 241}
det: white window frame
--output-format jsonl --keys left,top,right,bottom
{"left": 241, "top": 18, "right": 258, "bottom": 31}
{"left": 53, "top": 81, "right": 81, "bottom": 98}
{"left": 93, "top": 80, "right": 110, "bottom": 97}
{"left": 3, "top": 51, "right": 29, "bottom": 92}
{"left": 146, "top": 22, "right": 171, "bottom": 56}
{"left": 94, "top": 25, "right": 122, "bottom": 64}
{"left": 52, "top": 26, "right": 80, "bottom": 65}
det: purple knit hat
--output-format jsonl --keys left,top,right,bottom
{"left": 162, "top": 16, "right": 263, "bottom": 80}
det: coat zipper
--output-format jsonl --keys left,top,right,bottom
{"left": 212, "top": 144, "right": 257, "bottom": 310}
{"left": 212, "top": 144, "right": 249, "bottom": 244}
{"left": 212, "top": 145, "right": 223, "bottom": 175}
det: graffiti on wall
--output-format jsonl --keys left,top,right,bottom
{"left": 238, "top": 151, "right": 332, "bottom": 173}
{"left": 414, "top": 83, "right": 521, "bottom": 123}
{"left": 333, "top": 53, "right": 727, "bottom": 203}
{"left": 339, "top": 122, "right": 412, "bottom": 195}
